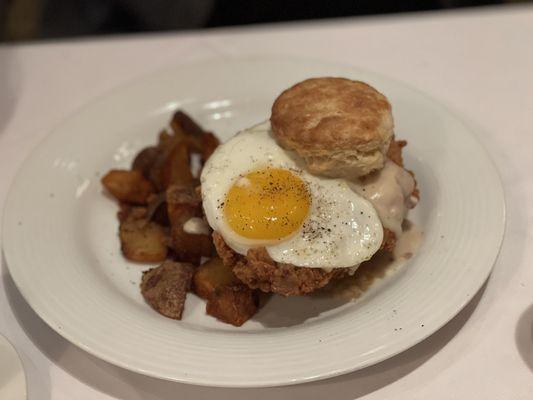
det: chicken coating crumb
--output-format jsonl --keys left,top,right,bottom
{"left": 213, "top": 227, "right": 396, "bottom": 297}
{"left": 213, "top": 231, "right": 348, "bottom": 296}
{"left": 381, "top": 228, "right": 396, "bottom": 252}
{"left": 387, "top": 138, "right": 406, "bottom": 167}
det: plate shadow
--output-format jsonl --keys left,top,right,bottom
{"left": 515, "top": 304, "right": 533, "bottom": 373}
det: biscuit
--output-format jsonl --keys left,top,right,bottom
{"left": 271, "top": 77, "right": 393, "bottom": 178}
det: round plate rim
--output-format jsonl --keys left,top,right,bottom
{"left": 2, "top": 56, "right": 506, "bottom": 387}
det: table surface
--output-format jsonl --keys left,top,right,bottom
{"left": 1, "top": 4, "right": 532, "bottom": 399}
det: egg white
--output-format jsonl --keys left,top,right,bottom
{"left": 200, "top": 121, "right": 383, "bottom": 269}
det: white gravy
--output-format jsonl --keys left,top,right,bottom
{"left": 321, "top": 221, "right": 423, "bottom": 300}
{"left": 183, "top": 217, "right": 210, "bottom": 235}
{"left": 350, "top": 160, "right": 417, "bottom": 237}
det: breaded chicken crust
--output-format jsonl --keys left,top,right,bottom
{"left": 213, "top": 231, "right": 347, "bottom": 296}
{"left": 211, "top": 140, "right": 414, "bottom": 296}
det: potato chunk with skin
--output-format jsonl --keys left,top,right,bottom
{"left": 170, "top": 110, "right": 219, "bottom": 162}
{"left": 200, "top": 132, "right": 220, "bottom": 163}
{"left": 146, "top": 112, "right": 219, "bottom": 191}
{"left": 194, "top": 257, "right": 259, "bottom": 326}
{"left": 148, "top": 130, "right": 191, "bottom": 191}
{"left": 167, "top": 184, "right": 214, "bottom": 264}
{"left": 206, "top": 285, "right": 259, "bottom": 327}
{"left": 119, "top": 208, "right": 168, "bottom": 262}
{"left": 145, "top": 192, "right": 169, "bottom": 226}
{"left": 172, "top": 110, "right": 206, "bottom": 138}
{"left": 160, "top": 140, "right": 195, "bottom": 189}
{"left": 193, "top": 257, "right": 238, "bottom": 300}
{"left": 141, "top": 261, "right": 194, "bottom": 320}
{"left": 101, "top": 110, "right": 236, "bottom": 325}
{"left": 102, "top": 169, "right": 155, "bottom": 204}
{"left": 132, "top": 146, "right": 159, "bottom": 178}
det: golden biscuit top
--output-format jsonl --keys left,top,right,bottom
{"left": 271, "top": 77, "right": 393, "bottom": 152}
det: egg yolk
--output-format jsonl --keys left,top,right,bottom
{"left": 224, "top": 168, "right": 311, "bottom": 240}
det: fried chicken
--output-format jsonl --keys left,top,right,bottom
{"left": 209, "top": 139, "right": 413, "bottom": 297}
{"left": 213, "top": 231, "right": 347, "bottom": 296}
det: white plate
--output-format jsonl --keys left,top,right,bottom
{"left": 3, "top": 57, "right": 505, "bottom": 387}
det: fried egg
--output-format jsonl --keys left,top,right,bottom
{"left": 200, "top": 122, "right": 383, "bottom": 269}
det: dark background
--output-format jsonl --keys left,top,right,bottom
{"left": 0, "top": 0, "right": 528, "bottom": 42}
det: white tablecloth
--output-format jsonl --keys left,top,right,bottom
{"left": 1, "top": 5, "right": 532, "bottom": 399}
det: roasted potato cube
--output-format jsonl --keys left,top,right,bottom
{"left": 132, "top": 146, "right": 159, "bottom": 178}
{"left": 102, "top": 169, "right": 155, "bottom": 204}
{"left": 193, "top": 257, "right": 237, "bottom": 300}
{"left": 166, "top": 184, "right": 214, "bottom": 264}
{"left": 117, "top": 202, "right": 136, "bottom": 223}
{"left": 201, "top": 132, "right": 220, "bottom": 162}
{"left": 160, "top": 141, "right": 195, "bottom": 189}
{"left": 146, "top": 192, "right": 169, "bottom": 226}
{"left": 158, "top": 129, "right": 181, "bottom": 150}
{"left": 194, "top": 257, "right": 259, "bottom": 326}
{"left": 147, "top": 130, "right": 184, "bottom": 190}
{"left": 149, "top": 131, "right": 197, "bottom": 191}
{"left": 170, "top": 118, "right": 202, "bottom": 153}
{"left": 171, "top": 110, "right": 206, "bottom": 138}
{"left": 119, "top": 212, "right": 168, "bottom": 262}
{"left": 146, "top": 112, "right": 219, "bottom": 190}
{"left": 206, "top": 285, "right": 259, "bottom": 327}
{"left": 147, "top": 153, "right": 167, "bottom": 191}
{"left": 141, "top": 261, "right": 194, "bottom": 320}
{"left": 171, "top": 110, "right": 222, "bottom": 156}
